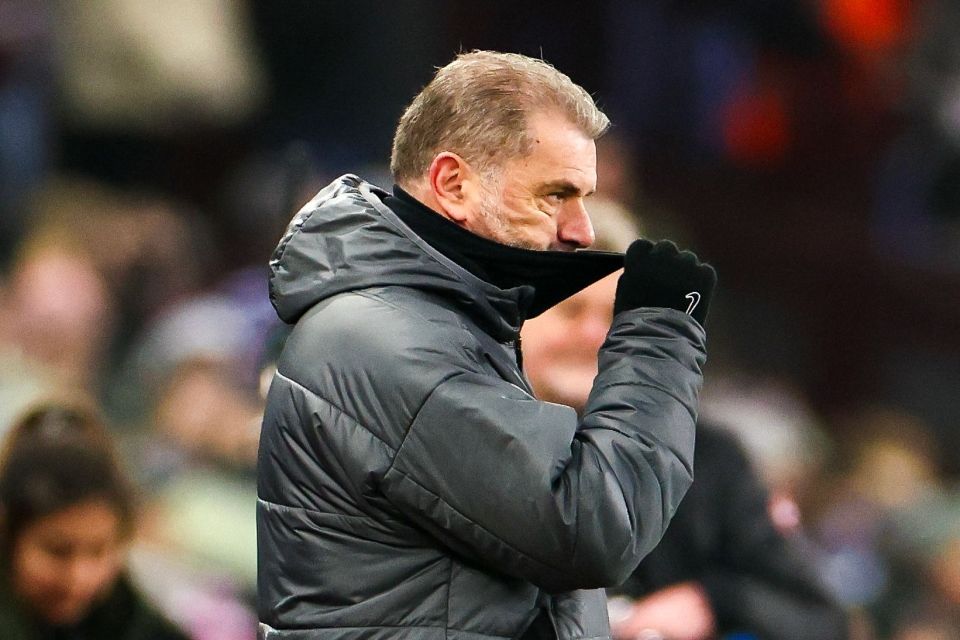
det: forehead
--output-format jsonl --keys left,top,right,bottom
{"left": 509, "top": 112, "right": 597, "bottom": 191}
{"left": 23, "top": 500, "right": 121, "bottom": 543}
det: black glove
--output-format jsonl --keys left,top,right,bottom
{"left": 613, "top": 239, "right": 717, "bottom": 326}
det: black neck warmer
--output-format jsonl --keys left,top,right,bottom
{"left": 384, "top": 186, "right": 624, "bottom": 318}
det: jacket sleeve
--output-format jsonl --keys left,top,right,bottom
{"left": 378, "top": 307, "right": 705, "bottom": 593}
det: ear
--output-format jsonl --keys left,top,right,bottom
{"left": 428, "top": 152, "right": 481, "bottom": 224}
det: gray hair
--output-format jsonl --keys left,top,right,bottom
{"left": 391, "top": 50, "right": 610, "bottom": 185}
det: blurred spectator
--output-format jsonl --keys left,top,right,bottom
{"left": 608, "top": 422, "right": 848, "bottom": 640}
{"left": 521, "top": 202, "right": 848, "bottom": 640}
{"left": 0, "top": 397, "right": 187, "bottom": 639}
{"left": 0, "top": 181, "right": 264, "bottom": 631}
{"left": 27, "top": 178, "right": 214, "bottom": 352}
{"left": 0, "top": 236, "right": 113, "bottom": 391}
{"left": 0, "top": 178, "right": 216, "bottom": 428}
{"left": 121, "top": 264, "right": 278, "bottom": 468}
{"left": 111, "top": 264, "right": 282, "bottom": 619}
{"left": 520, "top": 197, "right": 640, "bottom": 410}
{"left": 810, "top": 407, "right": 947, "bottom": 637}
{"left": 699, "top": 373, "right": 835, "bottom": 535}
{"left": 882, "top": 489, "right": 960, "bottom": 640}
{"left": 0, "top": 230, "right": 115, "bottom": 433}
{"left": 126, "top": 301, "right": 267, "bottom": 632}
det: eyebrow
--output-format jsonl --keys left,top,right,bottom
{"left": 540, "top": 180, "right": 595, "bottom": 198}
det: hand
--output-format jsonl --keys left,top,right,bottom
{"left": 613, "top": 240, "right": 717, "bottom": 326}
{"left": 609, "top": 582, "right": 717, "bottom": 640}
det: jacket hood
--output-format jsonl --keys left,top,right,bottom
{"left": 269, "top": 175, "right": 623, "bottom": 339}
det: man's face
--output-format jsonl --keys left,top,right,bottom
{"left": 520, "top": 272, "right": 619, "bottom": 410}
{"left": 470, "top": 112, "right": 598, "bottom": 251}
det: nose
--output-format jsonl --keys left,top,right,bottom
{"left": 64, "top": 555, "right": 111, "bottom": 605}
{"left": 554, "top": 199, "right": 595, "bottom": 250}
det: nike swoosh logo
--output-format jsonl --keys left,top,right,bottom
{"left": 685, "top": 292, "right": 701, "bottom": 315}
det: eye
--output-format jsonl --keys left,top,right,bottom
{"left": 42, "top": 541, "right": 73, "bottom": 560}
{"left": 539, "top": 193, "right": 564, "bottom": 211}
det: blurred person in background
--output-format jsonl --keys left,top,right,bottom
{"left": 521, "top": 202, "right": 848, "bottom": 640}
{"left": 24, "top": 179, "right": 215, "bottom": 388}
{"left": 0, "top": 228, "right": 116, "bottom": 435}
{"left": 0, "top": 234, "right": 114, "bottom": 392}
{"left": 809, "top": 407, "right": 949, "bottom": 638}
{"left": 258, "top": 50, "right": 716, "bottom": 639}
{"left": 0, "top": 178, "right": 216, "bottom": 430}
{"left": 101, "top": 220, "right": 286, "bottom": 640}
{"left": 4, "top": 169, "right": 296, "bottom": 640}
{"left": 697, "top": 374, "right": 836, "bottom": 539}
{"left": 882, "top": 488, "right": 960, "bottom": 640}
{"left": 0, "top": 397, "right": 187, "bottom": 639}
{"left": 108, "top": 168, "right": 287, "bottom": 584}
{"left": 120, "top": 284, "right": 274, "bottom": 601}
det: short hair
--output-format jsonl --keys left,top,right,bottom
{"left": 391, "top": 50, "right": 610, "bottom": 184}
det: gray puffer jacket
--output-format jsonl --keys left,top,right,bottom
{"left": 257, "top": 175, "right": 707, "bottom": 640}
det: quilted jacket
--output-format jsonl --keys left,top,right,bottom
{"left": 257, "top": 175, "right": 708, "bottom": 639}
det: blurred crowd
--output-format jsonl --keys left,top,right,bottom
{"left": 1, "top": 1, "right": 959, "bottom": 639}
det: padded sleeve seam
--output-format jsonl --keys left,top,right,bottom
{"left": 384, "top": 462, "right": 570, "bottom": 578}
{"left": 273, "top": 370, "right": 395, "bottom": 453}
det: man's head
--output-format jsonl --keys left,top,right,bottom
{"left": 392, "top": 51, "right": 610, "bottom": 251}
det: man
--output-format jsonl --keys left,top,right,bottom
{"left": 521, "top": 204, "right": 849, "bottom": 640}
{"left": 257, "top": 51, "right": 716, "bottom": 639}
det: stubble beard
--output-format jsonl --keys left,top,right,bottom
{"left": 477, "top": 178, "right": 543, "bottom": 251}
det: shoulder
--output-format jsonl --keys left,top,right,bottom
{"left": 290, "top": 287, "right": 479, "bottom": 361}
{"left": 276, "top": 287, "right": 488, "bottom": 404}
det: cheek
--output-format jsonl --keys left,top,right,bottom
{"left": 501, "top": 191, "right": 547, "bottom": 224}
{"left": 12, "top": 543, "right": 65, "bottom": 599}
{"left": 93, "top": 550, "right": 124, "bottom": 591}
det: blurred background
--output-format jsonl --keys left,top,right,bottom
{"left": 1, "top": 1, "right": 959, "bottom": 638}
